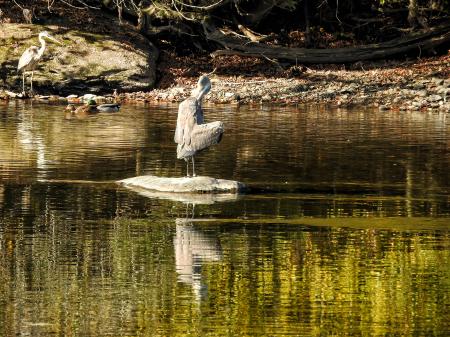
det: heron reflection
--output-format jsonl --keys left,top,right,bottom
{"left": 174, "top": 220, "right": 222, "bottom": 302}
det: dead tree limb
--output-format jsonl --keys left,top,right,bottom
{"left": 205, "top": 21, "right": 450, "bottom": 64}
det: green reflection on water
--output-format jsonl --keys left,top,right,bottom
{"left": 0, "top": 211, "right": 449, "bottom": 336}
{"left": 0, "top": 103, "right": 449, "bottom": 336}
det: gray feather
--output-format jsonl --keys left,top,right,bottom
{"left": 174, "top": 85, "right": 223, "bottom": 161}
{"left": 18, "top": 46, "right": 40, "bottom": 71}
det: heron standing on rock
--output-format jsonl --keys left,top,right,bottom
{"left": 17, "top": 31, "right": 61, "bottom": 95}
{"left": 174, "top": 75, "right": 224, "bottom": 177}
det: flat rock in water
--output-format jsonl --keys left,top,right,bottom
{"left": 120, "top": 186, "right": 240, "bottom": 205}
{"left": 118, "top": 175, "right": 245, "bottom": 194}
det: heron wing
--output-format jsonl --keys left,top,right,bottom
{"left": 174, "top": 97, "right": 198, "bottom": 145}
{"left": 189, "top": 121, "right": 224, "bottom": 152}
{"left": 18, "top": 46, "right": 39, "bottom": 71}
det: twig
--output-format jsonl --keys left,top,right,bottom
{"left": 59, "top": 0, "right": 100, "bottom": 10}
{"left": 171, "top": 0, "right": 196, "bottom": 21}
{"left": 12, "top": 0, "right": 23, "bottom": 10}
{"left": 335, "top": 0, "right": 342, "bottom": 24}
{"left": 223, "top": 80, "right": 280, "bottom": 85}
{"left": 317, "top": 0, "right": 328, "bottom": 9}
{"left": 206, "top": 67, "right": 218, "bottom": 76}
{"left": 173, "top": 0, "right": 227, "bottom": 11}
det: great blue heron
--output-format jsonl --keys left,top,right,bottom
{"left": 17, "top": 31, "right": 61, "bottom": 94}
{"left": 174, "top": 75, "right": 224, "bottom": 177}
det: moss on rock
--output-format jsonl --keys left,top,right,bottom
{"left": 0, "top": 24, "right": 157, "bottom": 95}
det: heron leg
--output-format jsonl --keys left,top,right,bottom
{"left": 30, "top": 71, "right": 34, "bottom": 96}
{"left": 192, "top": 156, "right": 196, "bottom": 177}
{"left": 185, "top": 158, "right": 190, "bottom": 177}
{"left": 22, "top": 72, "right": 25, "bottom": 94}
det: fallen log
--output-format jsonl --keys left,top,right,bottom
{"left": 205, "top": 21, "right": 450, "bottom": 64}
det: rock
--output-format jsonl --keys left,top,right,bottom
{"left": 432, "top": 78, "right": 444, "bottom": 86}
{"left": 94, "top": 95, "right": 107, "bottom": 102}
{"left": 413, "top": 83, "right": 426, "bottom": 90}
{"left": 118, "top": 175, "right": 246, "bottom": 194}
{"left": 1, "top": 23, "right": 157, "bottom": 95}
{"left": 5, "top": 90, "right": 17, "bottom": 98}
{"left": 429, "top": 102, "right": 440, "bottom": 108}
{"left": 378, "top": 105, "right": 390, "bottom": 111}
{"left": 417, "top": 90, "right": 428, "bottom": 97}
{"left": 82, "top": 94, "right": 96, "bottom": 101}
{"left": 224, "top": 92, "right": 235, "bottom": 98}
{"left": 122, "top": 187, "right": 240, "bottom": 205}
{"left": 427, "top": 94, "right": 442, "bottom": 102}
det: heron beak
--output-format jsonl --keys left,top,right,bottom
{"left": 49, "top": 36, "right": 62, "bottom": 45}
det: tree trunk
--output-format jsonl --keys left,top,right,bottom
{"left": 304, "top": 0, "right": 312, "bottom": 47}
{"left": 408, "top": 0, "right": 419, "bottom": 28}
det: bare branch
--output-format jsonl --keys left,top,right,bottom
{"left": 172, "top": 0, "right": 228, "bottom": 11}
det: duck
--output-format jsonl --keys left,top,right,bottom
{"left": 96, "top": 102, "right": 121, "bottom": 112}
{"left": 65, "top": 99, "right": 97, "bottom": 119}
{"left": 65, "top": 99, "right": 120, "bottom": 119}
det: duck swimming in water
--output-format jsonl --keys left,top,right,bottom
{"left": 96, "top": 103, "right": 120, "bottom": 112}
{"left": 65, "top": 99, "right": 120, "bottom": 119}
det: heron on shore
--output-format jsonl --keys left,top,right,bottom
{"left": 174, "top": 75, "right": 224, "bottom": 177}
{"left": 17, "top": 31, "right": 61, "bottom": 95}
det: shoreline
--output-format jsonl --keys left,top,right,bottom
{"left": 2, "top": 55, "right": 449, "bottom": 112}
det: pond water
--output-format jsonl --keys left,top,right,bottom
{"left": 0, "top": 101, "right": 449, "bottom": 336}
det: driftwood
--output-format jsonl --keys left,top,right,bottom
{"left": 205, "top": 21, "right": 450, "bottom": 63}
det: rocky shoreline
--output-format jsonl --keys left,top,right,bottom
{"left": 2, "top": 55, "right": 449, "bottom": 112}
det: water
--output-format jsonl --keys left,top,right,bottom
{"left": 0, "top": 101, "right": 449, "bottom": 336}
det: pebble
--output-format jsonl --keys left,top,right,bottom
{"left": 82, "top": 94, "right": 96, "bottom": 101}
{"left": 413, "top": 83, "right": 426, "bottom": 90}
{"left": 5, "top": 90, "right": 17, "bottom": 98}
{"left": 417, "top": 90, "right": 428, "bottom": 97}
{"left": 427, "top": 94, "right": 442, "bottom": 102}
{"left": 432, "top": 78, "right": 444, "bottom": 85}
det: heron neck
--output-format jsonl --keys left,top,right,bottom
{"left": 38, "top": 36, "right": 47, "bottom": 58}
{"left": 196, "top": 85, "right": 210, "bottom": 101}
